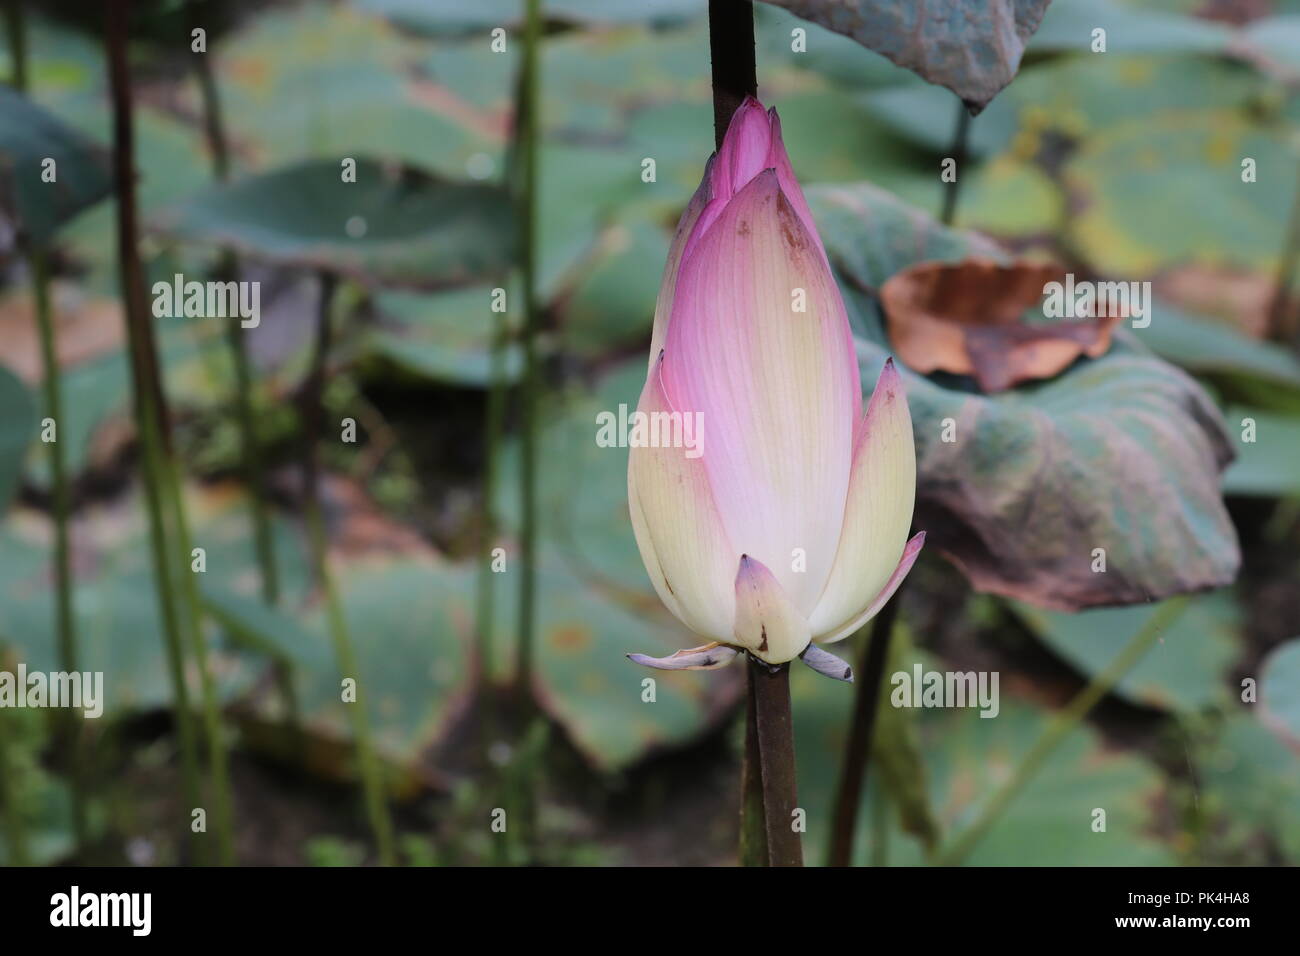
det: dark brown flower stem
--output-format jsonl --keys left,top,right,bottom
{"left": 303, "top": 273, "right": 396, "bottom": 866}
{"left": 738, "top": 667, "right": 767, "bottom": 865}
{"left": 106, "top": 0, "right": 207, "bottom": 862}
{"left": 940, "top": 100, "right": 971, "bottom": 226}
{"left": 709, "top": 0, "right": 757, "bottom": 147}
{"left": 825, "top": 590, "right": 903, "bottom": 867}
{"left": 749, "top": 658, "right": 803, "bottom": 866}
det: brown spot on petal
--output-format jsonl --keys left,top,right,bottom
{"left": 759, "top": 624, "right": 768, "bottom": 653}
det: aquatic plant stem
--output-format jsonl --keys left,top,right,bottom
{"left": 157, "top": 447, "right": 236, "bottom": 865}
{"left": 32, "top": 251, "right": 89, "bottom": 851}
{"left": 514, "top": 0, "right": 542, "bottom": 699}
{"left": 937, "top": 596, "right": 1191, "bottom": 866}
{"left": 106, "top": 0, "right": 206, "bottom": 862}
{"left": 303, "top": 273, "right": 396, "bottom": 866}
{"left": 825, "top": 590, "right": 903, "bottom": 866}
{"left": 186, "top": 10, "right": 279, "bottom": 606}
{"left": 748, "top": 658, "right": 803, "bottom": 866}
{"left": 5, "top": 0, "right": 89, "bottom": 854}
{"left": 940, "top": 100, "right": 970, "bottom": 226}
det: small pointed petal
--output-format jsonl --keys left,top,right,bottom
{"left": 800, "top": 643, "right": 854, "bottom": 683}
{"left": 765, "top": 107, "right": 825, "bottom": 263}
{"left": 661, "top": 170, "right": 860, "bottom": 612}
{"left": 732, "top": 554, "right": 811, "bottom": 665}
{"left": 809, "top": 359, "right": 918, "bottom": 638}
{"left": 816, "top": 531, "right": 925, "bottom": 645}
{"left": 628, "top": 642, "right": 739, "bottom": 671}
{"left": 628, "top": 354, "right": 736, "bottom": 642}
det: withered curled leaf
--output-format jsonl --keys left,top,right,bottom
{"left": 881, "top": 258, "right": 1125, "bottom": 393}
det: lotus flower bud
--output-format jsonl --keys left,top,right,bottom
{"left": 628, "top": 97, "right": 924, "bottom": 673}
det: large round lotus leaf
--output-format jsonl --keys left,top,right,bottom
{"left": 0, "top": 87, "right": 111, "bottom": 245}
{"left": 151, "top": 158, "right": 514, "bottom": 290}
{"left": 1010, "top": 593, "right": 1239, "bottom": 712}
{"left": 1221, "top": 408, "right": 1300, "bottom": 497}
{"left": 808, "top": 182, "right": 1239, "bottom": 611}
{"left": 1260, "top": 639, "right": 1300, "bottom": 750}
{"left": 792, "top": 656, "right": 1175, "bottom": 866}
{"left": 760, "top": 0, "right": 1052, "bottom": 111}
{"left": 292, "top": 557, "right": 474, "bottom": 767}
{"left": 1063, "top": 113, "right": 1294, "bottom": 276}
{"left": 355, "top": 0, "right": 707, "bottom": 33}
{"left": 0, "top": 487, "right": 307, "bottom": 716}
{"left": 1008, "top": 55, "right": 1265, "bottom": 141}
{"left": 489, "top": 552, "right": 744, "bottom": 772}
{"left": 1141, "top": 302, "right": 1300, "bottom": 414}
{"left": 1028, "top": 0, "right": 1232, "bottom": 55}
{"left": 1196, "top": 716, "right": 1300, "bottom": 863}
{"left": 361, "top": 286, "right": 523, "bottom": 387}
{"left": 215, "top": 4, "right": 499, "bottom": 179}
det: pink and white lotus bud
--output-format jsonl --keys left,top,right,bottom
{"left": 628, "top": 97, "right": 924, "bottom": 676}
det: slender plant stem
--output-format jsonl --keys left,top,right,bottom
{"left": 738, "top": 666, "right": 768, "bottom": 866}
{"left": 4, "top": 0, "right": 25, "bottom": 91}
{"left": 513, "top": 0, "right": 542, "bottom": 698}
{"left": 749, "top": 658, "right": 803, "bottom": 866}
{"left": 869, "top": 779, "right": 890, "bottom": 867}
{"left": 186, "top": 4, "right": 279, "bottom": 608}
{"left": 708, "top": 0, "right": 757, "bottom": 146}
{"left": 940, "top": 100, "right": 971, "bottom": 226}
{"left": 106, "top": 0, "right": 207, "bottom": 862}
{"left": 5, "top": 0, "right": 89, "bottom": 854}
{"left": 32, "top": 251, "right": 89, "bottom": 851}
{"left": 475, "top": 309, "right": 507, "bottom": 726}
{"left": 157, "top": 449, "right": 235, "bottom": 865}
{"left": 825, "top": 590, "right": 903, "bottom": 866}
{"left": 303, "top": 273, "right": 396, "bottom": 866}
{"left": 0, "top": 664, "right": 29, "bottom": 866}
{"left": 938, "top": 596, "right": 1191, "bottom": 866}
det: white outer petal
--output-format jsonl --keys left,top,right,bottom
{"left": 627, "top": 357, "right": 736, "bottom": 642}
{"left": 808, "top": 359, "right": 917, "bottom": 639}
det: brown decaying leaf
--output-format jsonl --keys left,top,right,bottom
{"left": 881, "top": 258, "right": 1125, "bottom": 393}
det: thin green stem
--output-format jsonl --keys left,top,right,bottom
{"left": 825, "top": 590, "right": 903, "bottom": 866}
{"left": 4, "top": 0, "right": 26, "bottom": 90}
{"left": 187, "top": 7, "right": 279, "bottom": 607}
{"left": 158, "top": 449, "right": 235, "bottom": 865}
{"left": 0, "top": 678, "right": 30, "bottom": 866}
{"left": 474, "top": 309, "right": 508, "bottom": 691}
{"left": 304, "top": 274, "right": 396, "bottom": 866}
{"left": 514, "top": 0, "right": 541, "bottom": 698}
{"left": 937, "top": 596, "right": 1191, "bottom": 866}
{"left": 32, "top": 251, "right": 89, "bottom": 851}
{"left": 106, "top": 0, "right": 206, "bottom": 862}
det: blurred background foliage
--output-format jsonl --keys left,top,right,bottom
{"left": 0, "top": 0, "right": 1298, "bottom": 866}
